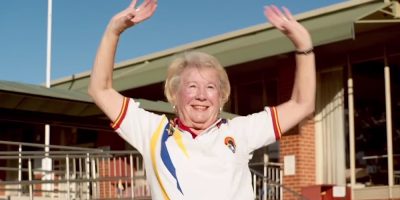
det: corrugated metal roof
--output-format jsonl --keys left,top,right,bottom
{"left": 0, "top": 80, "right": 96, "bottom": 116}
{"left": 50, "top": 0, "right": 388, "bottom": 92}
{"left": 0, "top": 80, "right": 171, "bottom": 116}
{"left": 0, "top": 80, "right": 91, "bottom": 102}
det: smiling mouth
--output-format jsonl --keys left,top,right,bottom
{"left": 192, "top": 105, "right": 208, "bottom": 111}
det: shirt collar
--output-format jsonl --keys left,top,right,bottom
{"left": 173, "top": 118, "right": 226, "bottom": 139}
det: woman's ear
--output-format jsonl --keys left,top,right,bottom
{"left": 171, "top": 96, "right": 178, "bottom": 113}
{"left": 170, "top": 94, "right": 177, "bottom": 107}
{"left": 219, "top": 97, "right": 225, "bottom": 108}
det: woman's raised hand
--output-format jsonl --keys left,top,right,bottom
{"left": 264, "top": 5, "right": 312, "bottom": 51}
{"left": 109, "top": 0, "right": 158, "bottom": 35}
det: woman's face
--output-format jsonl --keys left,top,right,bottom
{"left": 175, "top": 66, "right": 222, "bottom": 132}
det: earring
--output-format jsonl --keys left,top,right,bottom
{"left": 219, "top": 107, "right": 222, "bottom": 113}
{"left": 173, "top": 105, "right": 176, "bottom": 111}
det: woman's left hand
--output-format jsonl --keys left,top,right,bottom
{"left": 108, "top": 0, "right": 158, "bottom": 35}
{"left": 264, "top": 5, "right": 312, "bottom": 51}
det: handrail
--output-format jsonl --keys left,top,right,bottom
{"left": 0, "top": 150, "right": 141, "bottom": 160}
{"left": 249, "top": 161, "right": 283, "bottom": 167}
{"left": 0, "top": 140, "right": 103, "bottom": 151}
{"left": 249, "top": 167, "right": 309, "bottom": 200}
{"left": 0, "top": 176, "right": 147, "bottom": 185}
{"left": 0, "top": 150, "right": 140, "bottom": 155}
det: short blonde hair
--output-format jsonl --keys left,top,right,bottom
{"left": 164, "top": 51, "right": 231, "bottom": 108}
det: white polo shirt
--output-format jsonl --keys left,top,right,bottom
{"left": 112, "top": 97, "right": 281, "bottom": 200}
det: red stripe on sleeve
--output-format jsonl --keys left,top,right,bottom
{"left": 111, "top": 97, "right": 130, "bottom": 130}
{"left": 270, "top": 107, "right": 282, "bottom": 140}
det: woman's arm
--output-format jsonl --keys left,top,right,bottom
{"left": 88, "top": 0, "right": 157, "bottom": 122}
{"left": 264, "top": 5, "right": 316, "bottom": 133}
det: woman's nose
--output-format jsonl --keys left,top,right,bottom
{"left": 195, "top": 87, "right": 206, "bottom": 100}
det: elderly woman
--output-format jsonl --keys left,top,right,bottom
{"left": 88, "top": 0, "right": 315, "bottom": 199}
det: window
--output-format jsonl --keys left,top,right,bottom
{"left": 350, "top": 59, "right": 388, "bottom": 186}
{"left": 389, "top": 54, "right": 400, "bottom": 184}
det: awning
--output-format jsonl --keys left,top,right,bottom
{"left": 0, "top": 80, "right": 176, "bottom": 116}
{"left": 0, "top": 80, "right": 96, "bottom": 116}
{"left": 51, "top": 0, "right": 389, "bottom": 93}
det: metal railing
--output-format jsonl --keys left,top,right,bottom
{"left": 0, "top": 140, "right": 150, "bottom": 200}
{"left": 249, "top": 161, "right": 309, "bottom": 200}
{"left": 250, "top": 162, "right": 283, "bottom": 200}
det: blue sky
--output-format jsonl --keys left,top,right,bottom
{"left": 0, "top": 0, "right": 345, "bottom": 85}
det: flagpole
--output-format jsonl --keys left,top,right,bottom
{"left": 46, "top": 0, "right": 52, "bottom": 89}
{"left": 45, "top": 0, "right": 53, "bottom": 153}
{"left": 43, "top": 0, "right": 53, "bottom": 196}
{"left": 45, "top": 0, "right": 52, "bottom": 158}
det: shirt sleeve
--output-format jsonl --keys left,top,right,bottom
{"left": 111, "top": 97, "right": 164, "bottom": 154}
{"left": 229, "top": 106, "right": 281, "bottom": 154}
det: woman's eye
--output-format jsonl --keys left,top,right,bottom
{"left": 207, "top": 85, "right": 215, "bottom": 89}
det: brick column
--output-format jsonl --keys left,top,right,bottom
{"left": 280, "top": 117, "right": 315, "bottom": 200}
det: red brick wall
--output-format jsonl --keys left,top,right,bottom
{"left": 280, "top": 114, "right": 315, "bottom": 200}
{"left": 99, "top": 159, "right": 117, "bottom": 198}
{"left": 98, "top": 158, "right": 133, "bottom": 198}
{"left": 33, "top": 173, "right": 43, "bottom": 197}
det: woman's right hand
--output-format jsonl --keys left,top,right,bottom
{"left": 108, "top": 0, "right": 158, "bottom": 36}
